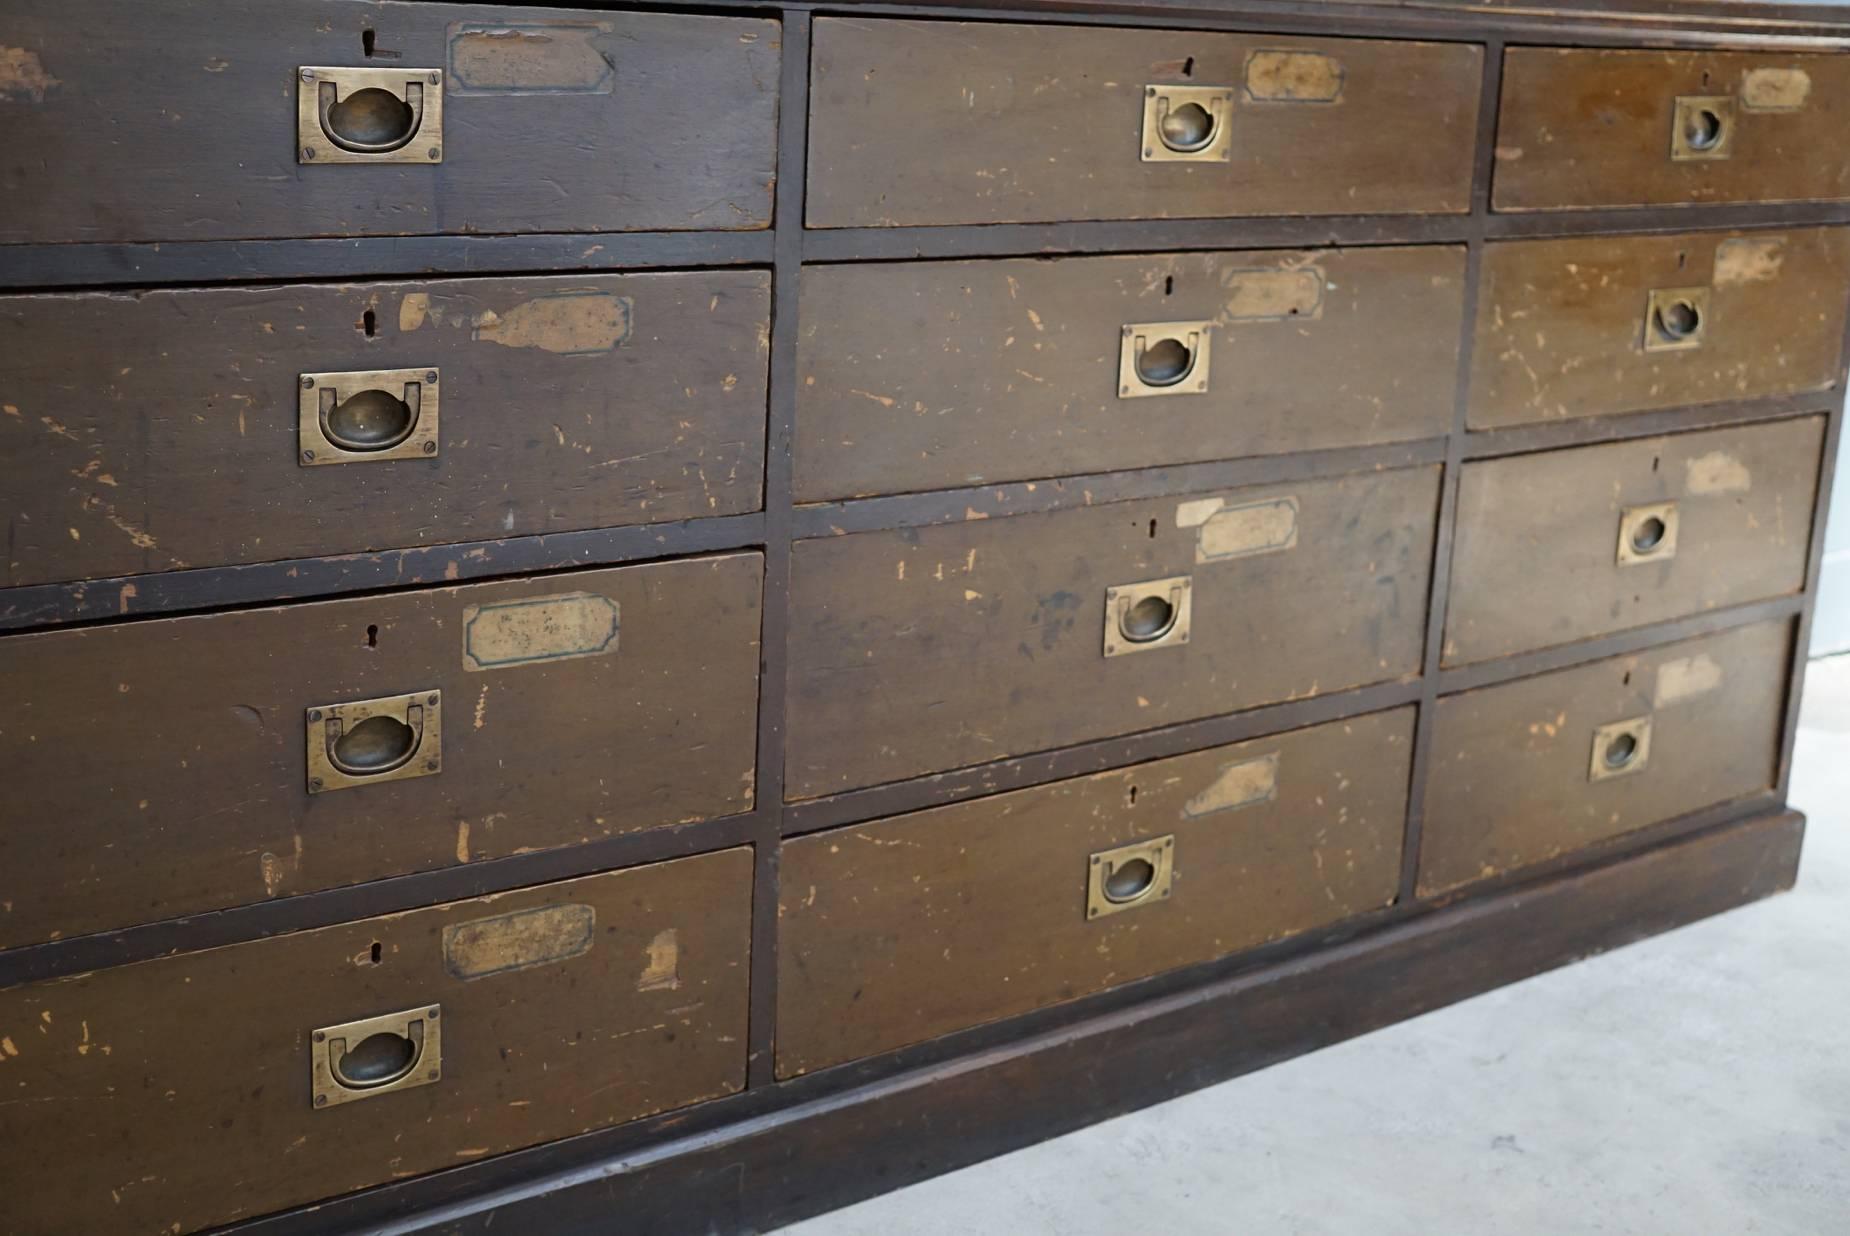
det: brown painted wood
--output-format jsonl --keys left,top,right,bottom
{"left": 785, "top": 465, "right": 1438, "bottom": 799}
{"left": 1444, "top": 416, "right": 1824, "bottom": 665}
{"left": 0, "top": 272, "right": 769, "bottom": 588}
{"left": 0, "top": 553, "right": 762, "bottom": 948}
{"left": 0, "top": 0, "right": 778, "bottom": 244}
{"left": 777, "top": 707, "right": 1413, "bottom": 1077}
{"left": 0, "top": 848, "right": 752, "bottom": 1236}
{"left": 1494, "top": 47, "right": 1850, "bottom": 212}
{"left": 794, "top": 246, "right": 1465, "bottom": 501}
{"left": 1418, "top": 618, "right": 1791, "bottom": 897}
{"left": 805, "top": 19, "right": 1482, "bottom": 228}
{"left": 1468, "top": 226, "right": 1850, "bottom": 431}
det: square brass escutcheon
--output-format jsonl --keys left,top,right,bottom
{"left": 1589, "top": 716, "right": 1653, "bottom": 783}
{"left": 299, "top": 368, "right": 440, "bottom": 466}
{"left": 1670, "top": 94, "right": 1736, "bottom": 162}
{"left": 1087, "top": 835, "right": 1176, "bottom": 920}
{"left": 311, "top": 1005, "right": 442, "bottom": 1109}
{"left": 1118, "top": 320, "right": 1213, "bottom": 398}
{"left": 306, "top": 690, "right": 442, "bottom": 794}
{"left": 1141, "top": 85, "right": 1235, "bottom": 163}
{"left": 299, "top": 66, "right": 444, "bottom": 165}
{"left": 1103, "top": 575, "right": 1193, "bottom": 657}
{"left": 1643, "top": 287, "right": 1710, "bottom": 353}
{"left": 1617, "top": 501, "right": 1679, "bottom": 566}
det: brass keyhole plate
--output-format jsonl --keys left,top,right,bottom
{"left": 1589, "top": 716, "right": 1654, "bottom": 783}
{"left": 1118, "top": 321, "right": 1214, "bottom": 399}
{"left": 1141, "top": 85, "right": 1235, "bottom": 163}
{"left": 299, "top": 66, "right": 444, "bottom": 164}
{"left": 1617, "top": 501, "right": 1680, "bottom": 566}
{"left": 1086, "top": 836, "right": 1176, "bottom": 920}
{"left": 311, "top": 1005, "right": 443, "bottom": 1109}
{"left": 299, "top": 368, "right": 441, "bottom": 466}
{"left": 1103, "top": 575, "right": 1194, "bottom": 657}
{"left": 306, "top": 690, "right": 442, "bottom": 794}
{"left": 1642, "top": 287, "right": 1711, "bottom": 354}
{"left": 1669, "top": 94, "right": 1736, "bottom": 162}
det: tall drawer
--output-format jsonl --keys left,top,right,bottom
{"left": 786, "top": 466, "right": 1439, "bottom": 799}
{"left": 778, "top": 709, "right": 1412, "bottom": 1077}
{"left": 0, "top": 553, "right": 761, "bottom": 947}
{"left": 1469, "top": 228, "right": 1850, "bottom": 431}
{"left": 806, "top": 20, "right": 1482, "bottom": 228}
{"left": 0, "top": 849, "right": 751, "bottom": 1235}
{"left": 1418, "top": 620, "right": 1790, "bottom": 897}
{"left": 1494, "top": 48, "right": 1850, "bottom": 211}
{"left": 1445, "top": 417, "right": 1824, "bottom": 665}
{"left": 0, "top": 0, "right": 778, "bottom": 244}
{"left": 796, "top": 247, "right": 1465, "bottom": 501}
{"left": 0, "top": 272, "right": 770, "bottom": 588}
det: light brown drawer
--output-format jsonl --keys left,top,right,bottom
{"left": 1494, "top": 48, "right": 1850, "bottom": 211}
{"left": 1445, "top": 417, "right": 1823, "bottom": 665}
{"left": 1469, "top": 228, "right": 1850, "bottom": 431}
{"left": 785, "top": 466, "right": 1438, "bottom": 799}
{"left": 0, "top": 0, "right": 777, "bottom": 244}
{"left": 0, "top": 849, "right": 751, "bottom": 1236}
{"left": 806, "top": 20, "right": 1482, "bottom": 228}
{"left": 778, "top": 709, "right": 1412, "bottom": 1077}
{"left": 1418, "top": 620, "right": 1790, "bottom": 897}
{"left": 0, "top": 272, "right": 770, "bottom": 588}
{"left": 795, "top": 247, "right": 1465, "bottom": 501}
{"left": 0, "top": 553, "right": 761, "bottom": 947}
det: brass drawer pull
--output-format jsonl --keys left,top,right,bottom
{"left": 1670, "top": 94, "right": 1735, "bottom": 162}
{"left": 299, "top": 67, "right": 444, "bottom": 164}
{"left": 1086, "top": 836, "right": 1175, "bottom": 919}
{"left": 312, "top": 1006, "right": 442, "bottom": 1108}
{"left": 1103, "top": 575, "right": 1192, "bottom": 657}
{"left": 1618, "top": 502, "right": 1679, "bottom": 565}
{"left": 1589, "top": 716, "right": 1653, "bottom": 782}
{"left": 1141, "top": 85, "right": 1235, "bottom": 163}
{"left": 1119, "top": 320, "right": 1212, "bottom": 398}
{"left": 306, "top": 690, "right": 442, "bottom": 794}
{"left": 1643, "top": 288, "right": 1709, "bottom": 353}
{"left": 299, "top": 368, "right": 440, "bottom": 466}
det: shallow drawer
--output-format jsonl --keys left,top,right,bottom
{"left": 1445, "top": 418, "right": 1823, "bottom": 665}
{"left": 778, "top": 709, "right": 1411, "bottom": 1076}
{"left": 0, "top": 849, "right": 751, "bottom": 1235}
{"left": 806, "top": 20, "right": 1481, "bottom": 228}
{"left": 0, "top": 553, "right": 761, "bottom": 947}
{"left": 0, "top": 272, "right": 770, "bottom": 588}
{"left": 1494, "top": 48, "right": 1850, "bottom": 211}
{"left": 1418, "top": 620, "right": 1790, "bottom": 897}
{"left": 0, "top": 0, "right": 777, "bottom": 244}
{"left": 785, "top": 466, "right": 1438, "bottom": 799}
{"left": 795, "top": 247, "right": 1465, "bottom": 501}
{"left": 1469, "top": 228, "right": 1850, "bottom": 431}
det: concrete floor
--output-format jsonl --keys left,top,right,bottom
{"left": 777, "top": 656, "right": 1850, "bottom": 1236}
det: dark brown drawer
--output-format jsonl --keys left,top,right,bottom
{"left": 0, "top": 0, "right": 777, "bottom": 244}
{"left": 1494, "top": 48, "right": 1850, "bottom": 211}
{"left": 806, "top": 20, "right": 1481, "bottom": 228}
{"left": 0, "top": 272, "right": 770, "bottom": 588}
{"left": 0, "top": 849, "right": 751, "bottom": 1236}
{"left": 795, "top": 247, "right": 1465, "bottom": 501}
{"left": 785, "top": 466, "right": 1438, "bottom": 799}
{"left": 1469, "top": 228, "right": 1850, "bottom": 431}
{"left": 1418, "top": 620, "right": 1790, "bottom": 897}
{"left": 778, "top": 708, "right": 1412, "bottom": 1077}
{"left": 1445, "top": 417, "right": 1824, "bottom": 665}
{"left": 0, "top": 553, "right": 761, "bottom": 947}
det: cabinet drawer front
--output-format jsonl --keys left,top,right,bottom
{"left": 1469, "top": 228, "right": 1850, "bottom": 431}
{"left": 1445, "top": 417, "right": 1823, "bottom": 665}
{"left": 795, "top": 248, "right": 1465, "bottom": 501}
{"left": 785, "top": 467, "right": 1438, "bottom": 799}
{"left": 0, "top": 554, "right": 761, "bottom": 947}
{"left": 0, "top": 850, "right": 752, "bottom": 1235}
{"left": 0, "top": 272, "right": 770, "bottom": 588}
{"left": 1494, "top": 48, "right": 1850, "bottom": 211}
{"left": 1419, "top": 620, "right": 1790, "bottom": 896}
{"left": 779, "top": 709, "right": 1412, "bottom": 1077}
{"left": 0, "top": 0, "right": 777, "bottom": 244}
{"left": 807, "top": 20, "right": 1481, "bottom": 228}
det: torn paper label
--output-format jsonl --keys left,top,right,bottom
{"left": 1183, "top": 753, "right": 1280, "bottom": 818}
{"left": 1196, "top": 496, "right": 1300, "bottom": 563}
{"left": 443, "top": 903, "right": 595, "bottom": 980}
{"left": 1655, "top": 654, "right": 1725, "bottom": 708}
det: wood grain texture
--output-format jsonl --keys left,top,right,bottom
{"left": 806, "top": 19, "right": 1481, "bottom": 227}
{"left": 0, "top": 0, "right": 778, "bottom": 244}
{"left": 1469, "top": 227, "right": 1850, "bottom": 430}
{"left": 0, "top": 848, "right": 752, "bottom": 1236}
{"left": 1494, "top": 47, "right": 1850, "bottom": 211}
{"left": 1418, "top": 618, "right": 1791, "bottom": 896}
{"left": 786, "top": 466, "right": 1439, "bottom": 799}
{"left": 777, "top": 707, "right": 1412, "bottom": 1076}
{"left": 0, "top": 272, "right": 769, "bottom": 588}
{"left": 794, "top": 247, "right": 1465, "bottom": 501}
{"left": 0, "top": 554, "right": 761, "bottom": 948}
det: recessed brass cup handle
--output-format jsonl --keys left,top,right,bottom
{"left": 329, "top": 1019, "right": 426, "bottom": 1089}
{"left": 1103, "top": 575, "right": 1193, "bottom": 657}
{"left": 318, "top": 78, "right": 426, "bottom": 154}
{"left": 323, "top": 703, "right": 426, "bottom": 778}
{"left": 305, "top": 690, "right": 443, "bottom": 794}
{"left": 312, "top": 1006, "right": 443, "bottom": 1109}
{"left": 298, "top": 67, "right": 443, "bottom": 165}
{"left": 298, "top": 368, "right": 440, "bottom": 466}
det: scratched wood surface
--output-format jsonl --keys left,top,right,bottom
{"left": 0, "top": 272, "right": 769, "bottom": 588}
{"left": 1469, "top": 227, "right": 1850, "bottom": 429}
{"left": 0, "top": 848, "right": 752, "bottom": 1236}
{"left": 1444, "top": 416, "right": 1823, "bottom": 664}
{"left": 0, "top": 554, "right": 761, "bottom": 949}
{"left": 1418, "top": 618, "right": 1792, "bottom": 897}
{"left": 785, "top": 466, "right": 1439, "bottom": 799}
{"left": 795, "top": 247, "right": 1464, "bottom": 501}
{"left": 806, "top": 19, "right": 1481, "bottom": 227}
{"left": 0, "top": 0, "right": 778, "bottom": 244}
{"left": 777, "top": 708, "right": 1411, "bottom": 1076}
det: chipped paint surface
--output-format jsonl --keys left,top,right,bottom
{"left": 1655, "top": 653, "right": 1725, "bottom": 707}
{"left": 475, "top": 292, "right": 632, "bottom": 354}
{"left": 463, "top": 591, "right": 619, "bottom": 671}
{"left": 1218, "top": 267, "right": 1325, "bottom": 322}
{"left": 447, "top": 21, "right": 616, "bottom": 95}
{"left": 1686, "top": 450, "right": 1752, "bottom": 495}
{"left": 1244, "top": 50, "right": 1343, "bottom": 103}
{"left": 638, "top": 928, "right": 681, "bottom": 992}
{"left": 1196, "top": 496, "right": 1300, "bottom": 563}
{"left": 442, "top": 902, "right": 596, "bottom": 979}
{"left": 1740, "top": 67, "right": 1811, "bottom": 112}
{"left": 1182, "top": 753, "right": 1280, "bottom": 818}
{"left": 1713, "top": 236, "right": 1786, "bottom": 287}
{"left": 398, "top": 292, "right": 430, "bottom": 332}
{"left": 0, "top": 47, "right": 58, "bottom": 102}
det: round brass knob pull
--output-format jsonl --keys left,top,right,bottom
{"left": 1102, "top": 857, "right": 1158, "bottom": 904}
{"left": 1118, "top": 594, "right": 1179, "bottom": 644}
{"left": 1158, "top": 102, "right": 1217, "bottom": 153}
{"left": 1603, "top": 732, "right": 1639, "bottom": 771}
{"left": 1682, "top": 107, "right": 1725, "bottom": 153}
{"left": 1135, "top": 337, "right": 1196, "bottom": 388}
{"left": 320, "top": 86, "right": 421, "bottom": 154}
{"left": 329, "top": 714, "right": 419, "bottom": 776}
{"left": 1653, "top": 297, "right": 1702, "bottom": 344}
{"left": 331, "top": 1029, "right": 421, "bottom": 1089}
{"left": 322, "top": 388, "right": 417, "bottom": 452}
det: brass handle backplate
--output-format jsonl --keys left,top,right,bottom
{"left": 1589, "top": 716, "right": 1653, "bottom": 782}
{"left": 306, "top": 690, "right": 442, "bottom": 794}
{"left": 1141, "top": 85, "right": 1235, "bottom": 163}
{"left": 311, "top": 1005, "right": 442, "bottom": 1109}
{"left": 1643, "top": 288, "right": 1710, "bottom": 353}
{"left": 299, "top": 368, "right": 440, "bottom": 465}
{"left": 299, "top": 66, "right": 444, "bottom": 164}
{"left": 1670, "top": 94, "right": 1736, "bottom": 162}
{"left": 1617, "top": 501, "right": 1679, "bottom": 566}
{"left": 1103, "top": 575, "right": 1193, "bottom": 657}
{"left": 1087, "top": 836, "right": 1176, "bottom": 920}
{"left": 1119, "top": 321, "right": 1212, "bottom": 399}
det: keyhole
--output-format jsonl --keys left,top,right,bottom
{"left": 366, "top": 624, "right": 379, "bottom": 648}
{"left": 1182, "top": 57, "right": 1195, "bottom": 78}
{"left": 362, "top": 28, "right": 376, "bottom": 57}
{"left": 1164, "top": 276, "right": 1174, "bottom": 296}
{"left": 370, "top": 941, "right": 383, "bottom": 964}
{"left": 362, "top": 309, "right": 376, "bottom": 338}
{"left": 1128, "top": 784, "right": 1139, "bottom": 805}
{"left": 1148, "top": 518, "right": 1157, "bottom": 539}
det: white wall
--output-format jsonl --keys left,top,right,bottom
{"left": 1812, "top": 404, "right": 1850, "bottom": 657}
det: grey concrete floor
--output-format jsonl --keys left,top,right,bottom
{"left": 777, "top": 656, "right": 1850, "bottom": 1236}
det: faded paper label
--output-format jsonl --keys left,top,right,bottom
{"left": 443, "top": 903, "right": 596, "bottom": 980}
{"left": 1196, "top": 496, "right": 1300, "bottom": 563}
{"left": 464, "top": 592, "right": 619, "bottom": 671}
